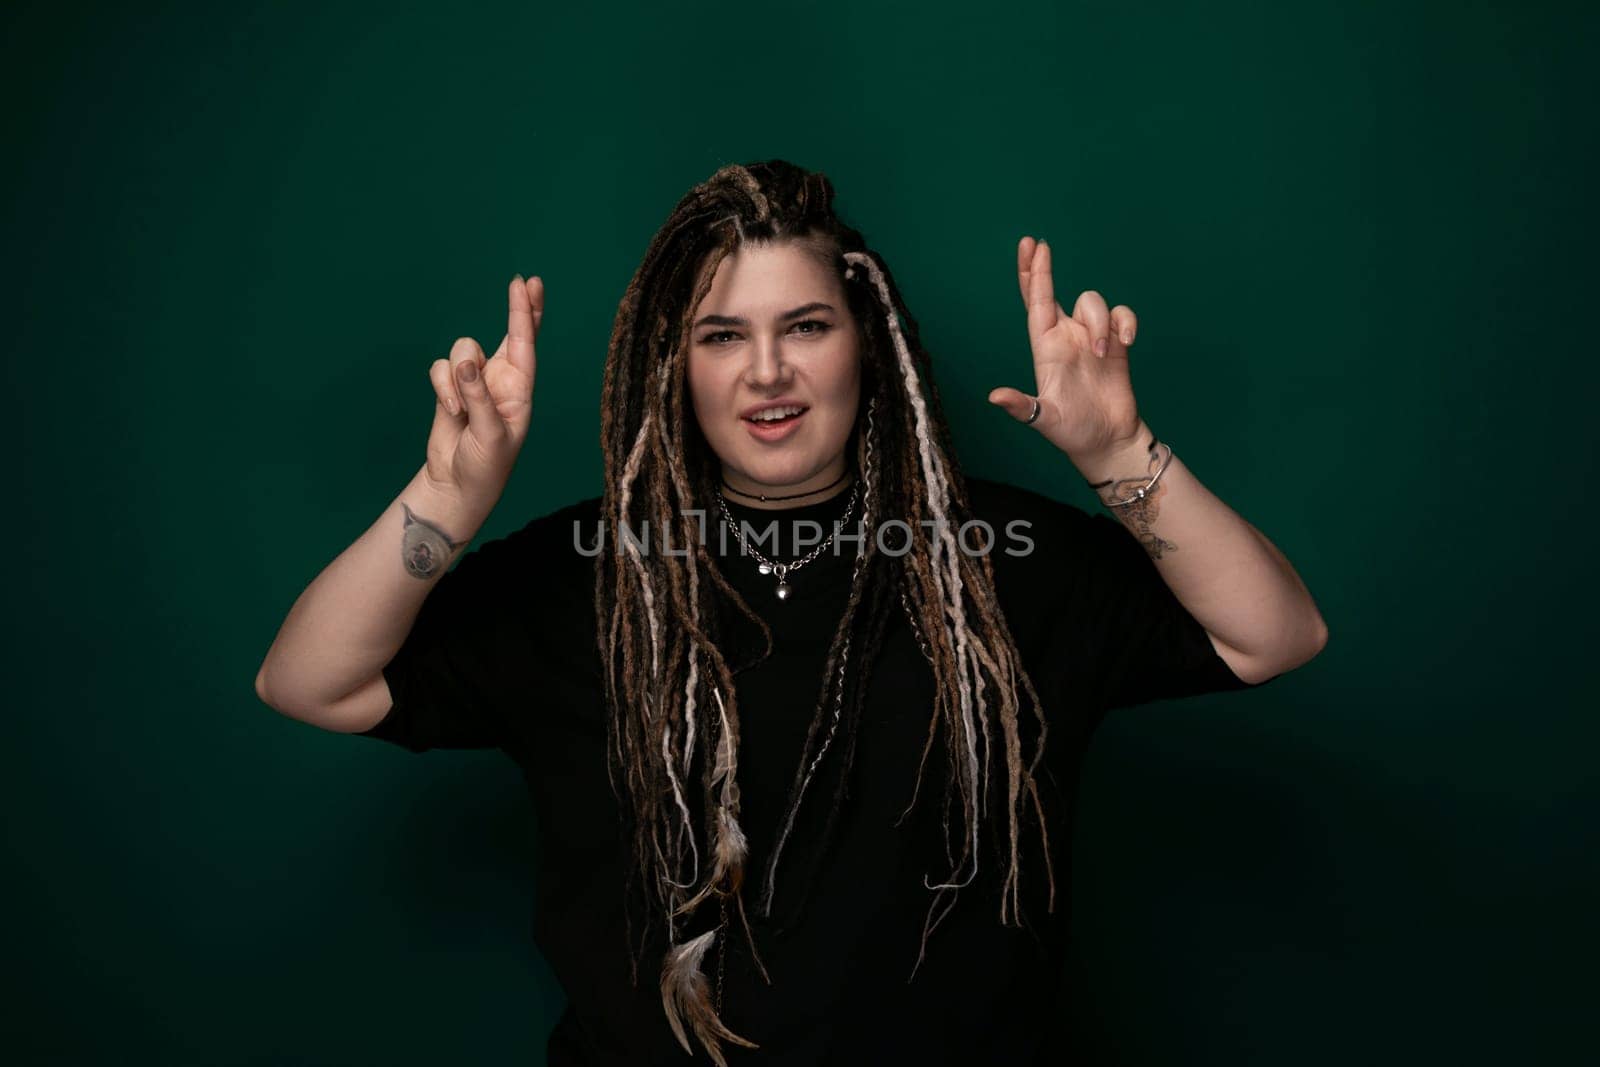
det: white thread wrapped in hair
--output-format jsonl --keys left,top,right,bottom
{"left": 673, "top": 689, "right": 747, "bottom": 917}
{"left": 661, "top": 725, "right": 700, "bottom": 890}
{"left": 843, "top": 250, "right": 987, "bottom": 891}
{"left": 617, "top": 389, "right": 664, "bottom": 695}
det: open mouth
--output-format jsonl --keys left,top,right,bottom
{"left": 743, "top": 407, "right": 808, "bottom": 426}
{"left": 742, "top": 404, "right": 810, "bottom": 440}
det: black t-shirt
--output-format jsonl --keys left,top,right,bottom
{"left": 358, "top": 476, "right": 1271, "bottom": 1065}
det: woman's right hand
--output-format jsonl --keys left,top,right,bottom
{"left": 423, "top": 275, "right": 544, "bottom": 506}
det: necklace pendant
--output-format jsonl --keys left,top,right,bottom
{"left": 776, "top": 581, "right": 791, "bottom": 600}
{"left": 773, "top": 563, "right": 790, "bottom": 601}
{"left": 757, "top": 563, "right": 773, "bottom": 575}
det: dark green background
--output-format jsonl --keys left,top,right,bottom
{"left": 8, "top": 1, "right": 1593, "bottom": 1063}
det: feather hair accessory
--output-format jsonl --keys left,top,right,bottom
{"left": 660, "top": 928, "right": 759, "bottom": 1066}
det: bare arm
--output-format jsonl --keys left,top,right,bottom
{"left": 1074, "top": 419, "right": 1329, "bottom": 684}
{"left": 992, "top": 236, "right": 1326, "bottom": 686}
{"left": 253, "top": 466, "right": 496, "bottom": 733}
{"left": 255, "top": 274, "right": 544, "bottom": 733}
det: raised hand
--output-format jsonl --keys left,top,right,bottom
{"left": 423, "top": 274, "right": 544, "bottom": 505}
{"left": 988, "top": 237, "right": 1143, "bottom": 465}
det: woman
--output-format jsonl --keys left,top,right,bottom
{"left": 255, "top": 160, "right": 1327, "bottom": 1066}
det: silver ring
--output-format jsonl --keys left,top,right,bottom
{"left": 1024, "top": 397, "right": 1041, "bottom": 425}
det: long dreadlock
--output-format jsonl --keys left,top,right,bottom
{"left": 595, "top": 160, "right": 1055, "bottom": 1065}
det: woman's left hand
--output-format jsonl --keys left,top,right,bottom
{"left": 988, "top": 236, "right": 1144, "bottom": 466}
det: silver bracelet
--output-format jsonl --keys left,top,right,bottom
{"left": 1091, "top": 439, "right": 1175, "bottom": 508}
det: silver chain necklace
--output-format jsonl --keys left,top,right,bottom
{"left": 713, "top": 481, "right": 860, "bottom": 601}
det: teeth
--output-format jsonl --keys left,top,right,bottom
{"left": 749, "top": 405, "right": 804, "bottom": 422}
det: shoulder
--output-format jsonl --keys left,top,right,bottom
{"left": 964, "top": 474, "right": 1064, "bottom": 513}
{"left": 961, "top": 474, "right": 1096, "bottom": 542}
{"left": 959, "top": 475, "right": 1144, "bottom": 603}
{"left": 502, "top": 494, "right": 604, "bottom": 551}
{"left": 456, "top": 494, "right": 603, "bottom": 597}
{"left": 519, "top": 493, "right": 604, "bottom": 530}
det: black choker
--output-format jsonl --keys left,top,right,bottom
{"left": 720, "top": 470, "right": 850, "bottom": 503}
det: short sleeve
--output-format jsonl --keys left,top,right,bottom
{"left": 971, "top": 476, "right": 1275, "bottom": 725}
{"left": 1073, "top": 510, "right": 1276, "bottom": 712}
{"left": 354, "top": 499, "right": 598, "bottom": 754}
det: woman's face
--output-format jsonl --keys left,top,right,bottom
{"left": 687, "top": 240, "right": 862, "bottom": 502}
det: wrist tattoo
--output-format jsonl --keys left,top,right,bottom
{"left": 400, "top": 502, "right": 466, "bottom": 579}
{"left": 1096, "top": 441, "right": 1179, "bottom": 560}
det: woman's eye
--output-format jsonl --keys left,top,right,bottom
{"left": 698, "top": 321, "right": 830, "bottom": 345}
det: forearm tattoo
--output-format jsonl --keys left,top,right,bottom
{"left": 400, "top": 502, "right": 465, "bottom": 579}
{"left": 1094, "top": 438, "right": 1179, "bottom": 561}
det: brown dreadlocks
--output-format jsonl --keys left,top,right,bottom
{"left": 594, "top": 160, "right": 1055, "bottom": 1065}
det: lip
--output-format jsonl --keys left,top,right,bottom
{"left": 741, "top": 403, "right": 809, "bottom": 443}
{"left": 739, "top": 397, "right": 809, "bottom": 421}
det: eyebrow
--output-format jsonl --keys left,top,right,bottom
{"left": 692, "top": 302, "right": 837, "bottom": 330}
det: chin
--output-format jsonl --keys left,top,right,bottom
{"left": 734, "top": 453, "right": 823, "bottom": 487}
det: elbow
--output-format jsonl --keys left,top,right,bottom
{"left": 1311, "top": 614, "right": 1329, "bottom": 655}
{"left": 1245, "top": 612, "right": 1328, "bottom": 684}
{"left": 1285, "top": 611, "right": 1329, "bottom": 672}
{"left": 254, "top": 662, "right": 276, "bottom": 708}
{"left": 254, "top": 656, "right": 298, "bottom": 713}
{"left": 1303, "top": 601, "right": 1329, "bottom": 659}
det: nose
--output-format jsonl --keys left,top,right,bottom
{"left": 742, "top": 335, "right": 793, "bottom": 390}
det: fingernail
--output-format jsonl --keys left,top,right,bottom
{"left": 1095, "top": 337, "right": 1108, "bottom": 356}
{"left": 444, "top": 395, "right": 459, "bottom": 415}
{"left": 460, "top": 360, "right": 479, "bottom": 383}
{"left": 1121, "top": 330, "right": 1133, "bottom": 345}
